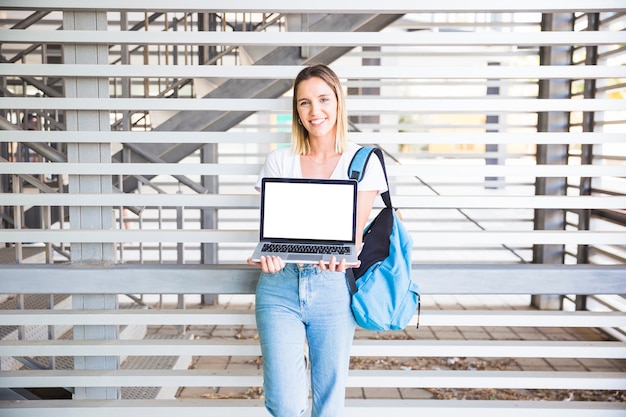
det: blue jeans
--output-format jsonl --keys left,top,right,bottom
{"left": 255, "top": 263, "right": 356, "bottom": 417}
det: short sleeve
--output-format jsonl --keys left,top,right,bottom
{"left": 340, "top": 143, "right": 387, "bottom": 193}
{"left": 358, "top": 153, "right": 387, "bottom": 193}
{"left": 254, "top": 146, "right": 300, "bottom": 191}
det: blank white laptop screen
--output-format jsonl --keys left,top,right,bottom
{"left": 262, "top": 180, "right": 356, "bottom": 242}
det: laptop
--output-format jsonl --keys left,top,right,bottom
{"left": 250, "top": 177, "right": 359, "bottom": 265}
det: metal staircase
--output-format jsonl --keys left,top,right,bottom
{"left": 114, "top": 13, "right": 402, "bottom": 193}
{"left": 2, "top": 11, "right": 403, "bottom": 218}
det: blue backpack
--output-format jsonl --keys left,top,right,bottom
{"left": 346, "top": 147, "right": 420, "bottom": 332}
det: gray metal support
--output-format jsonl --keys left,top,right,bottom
{"left": 348, "top": 46, "right": 381, "bottom": 129}
{"left": 176, "top": 195, "right": 186, "bottom": 331}
{"left": 63, "top": 11, "right": 118, "bottom": 400}
{"left": 485, "top": 62, "right": 503, "bottom": 189}
{"left": 201, "top": 144, "right": 219, "bottom": 305}
{"left": 197, "top": 11, "right": 219, "bottom": 306}
{"left": 120, "top": 12, "right": 131, "bottom": 132}
{"left": 576, "top": 12, "right": 600, "bottom": 311}
{"left": 197, "top": 13, "right": 218, "bottom": 66}
{"left": 532, "top": 13, "right": 575, "bottom": 311}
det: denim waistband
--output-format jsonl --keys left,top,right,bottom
{"left": 283, "top": 263, "right": 321, "bottom": 274}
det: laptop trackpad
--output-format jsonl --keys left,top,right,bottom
{"left": 287, "top": 254, "right": 320, "bottom": 262}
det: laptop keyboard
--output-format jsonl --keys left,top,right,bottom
{"left": 261, "top": 243, "right": 351, "bottom": 255}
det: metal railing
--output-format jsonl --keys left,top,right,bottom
{"left": 0, "top": 2, "right": 625, "bottom": 413}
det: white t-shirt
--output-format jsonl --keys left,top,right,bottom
{"left": 254, "top": 142, "right": 388, "bottom": 194}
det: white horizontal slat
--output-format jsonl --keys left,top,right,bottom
{"left": 349, "top": 370, "right": 626, "bottom": 390}
{"left": 6, "top": 400, "right": 626, "bottom": 417}
{"left": 1, "top": 369, "right": 624, "bottom": 390}
{"left": 2, "top": 30, "right": 625, "bottom": 47}
{"left": 0, "top": 230, "right": 624, "bottom": 245}
{"left": 1, "top": 399, "right": 624, "bottom": 417}
{"left": 3, "top": 64, "right": 625, "bottom": 80}
{"left": 393, "top": 196, "right": 626, "bottom": 210}
{"left": 412, "top": 311, "right": 626, "bottom": 328}
{"left": 1, "top": 309, "right": 624, "bottom": 328}
{"left": 3, "top": 162, "right": 624, "bottom": 177}
{"left": 2, "top": 0, "right": 624, "bottom": 13}
{"left": 2, "top": 97, "right": 624, "bottom": 112}
{"left": 0, "top": 399, "right": 270, "bottom": 417}
{"left": 4, "top": 194, "right": 626, "bottom": 210}
{"left": 1, "top": 130, "right": 624, "bottom": 145}
{"left": 2, "top": 162, "right": 263, "bottom": 176}
{"left": 0, "top": 370, "right": 263, "bottom": 390}
{"left": 350, "top": 340, "right": 626, "bottom": 359}
{"left": 0, "top": 310, "right": 259, "bottom": 327}
{"left": 0, "top": 339, "right": 262, "bottom": 357}
{"left": 0, "top": 194, "right": 259, "bottom": 208}
{"left": 0, "top": 339, "right": 623, "bottom": 359}
{"left": 388, "top": 164, "right": 626, "bottom": 177}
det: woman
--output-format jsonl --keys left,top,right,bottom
{"left": 247, "top": 64, "right": 387, "bottom": 417}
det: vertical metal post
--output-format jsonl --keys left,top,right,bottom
{"left": 120, "top": 12, "right": 131, "bottom": 132}
{"left": 201, "top": 144, "right": 219, "bottom": 305}
{"left": 485, "top": 62, "right": 503, "bottom": 189}
{"left": 300, "top": 14, "right": 309, "bottom": 59}
{"left": 532, "top": 13, "right": 574, "bottom": 311}
{"left": 63, "top": 11, "right": 118, "bottom": 400}
{"left": 198, "top": 13, "right": 218, "bottom": 65}
{"left": 361, "top": 46, "right": 381, "bottom": 130}
{"left": 199, "top": 12, "right": 219, "bottom": 305}
{"left": 575, "top": 12, "right": 600, "bottom": 311}
{"left": 176, "top": 193, "right": 186, "bottom": 331}
{"left": 348, "top": 46, "right": 381, "bottom": 130}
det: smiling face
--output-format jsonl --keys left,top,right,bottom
{"left": 295, "top": 76, "right": 338, "bottom": 143}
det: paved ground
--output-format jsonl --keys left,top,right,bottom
{"left": 143, "top": 294, "right": 625, "bottom": 402}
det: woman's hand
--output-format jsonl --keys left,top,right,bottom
{"left": 318, "top": 256, "right": 347, "bottom": 273}
{"left": 247, "top": 256, "right": 285, "bottom": 273}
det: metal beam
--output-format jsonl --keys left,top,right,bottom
{"left": 0, "top": 264, "right": 624, "bottom": 295}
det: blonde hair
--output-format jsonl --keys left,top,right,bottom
{"left": 291, "top": 64, "right": 348, "bottom": 155}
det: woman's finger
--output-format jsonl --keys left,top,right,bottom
{"left": 260, "top": 255, "right": 284, "bottom": 273}
{"left": 328, "top": 256, "right": 337, "bottom": 271}
{"left": 337, "top": 258, "right": 346, "bottom": 273}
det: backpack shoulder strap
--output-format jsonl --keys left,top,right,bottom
{"left": 347, "top": 146, "right": 392, "bottom": 209}
{"left": 348, "top": 146, "right": 375, "bottom": 182}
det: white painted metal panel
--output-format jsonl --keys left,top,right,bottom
{"left": 3, "top": 162, "right": 625, "bottom": 177}
{"left": 0, "top": 399, "right": 623, "bottom": 417}
{"left": 1, "top": 309, "right": 625, "bottom": 328}
{"left": 3, "top": 64, "right": 625, "bottom": 80}
{"left": 3, "top": 194, "right": 626, "bottom": 210}
{"left": 0, "top": 339, "right": 623, "bottom": 358}
{"left": 3, "top": 30, "right": 625, "bottom": 47}
{"left": 2, "top": 0, "right": 625, "bottom": 13}
{"left": 1, "top": 130, "right": 623, "bottom": 145}
{"left": 2, "top": 369, "right": 624, "bottom": 390}
{"left": 0, "top": 229, "right": 624, "bottom": 245}
{"left": 2, "top": 97, "right": 624, "bottom": 112}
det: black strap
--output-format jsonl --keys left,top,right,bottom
{"left": 346, "top": 268, "right": 358, "bottom": 294}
